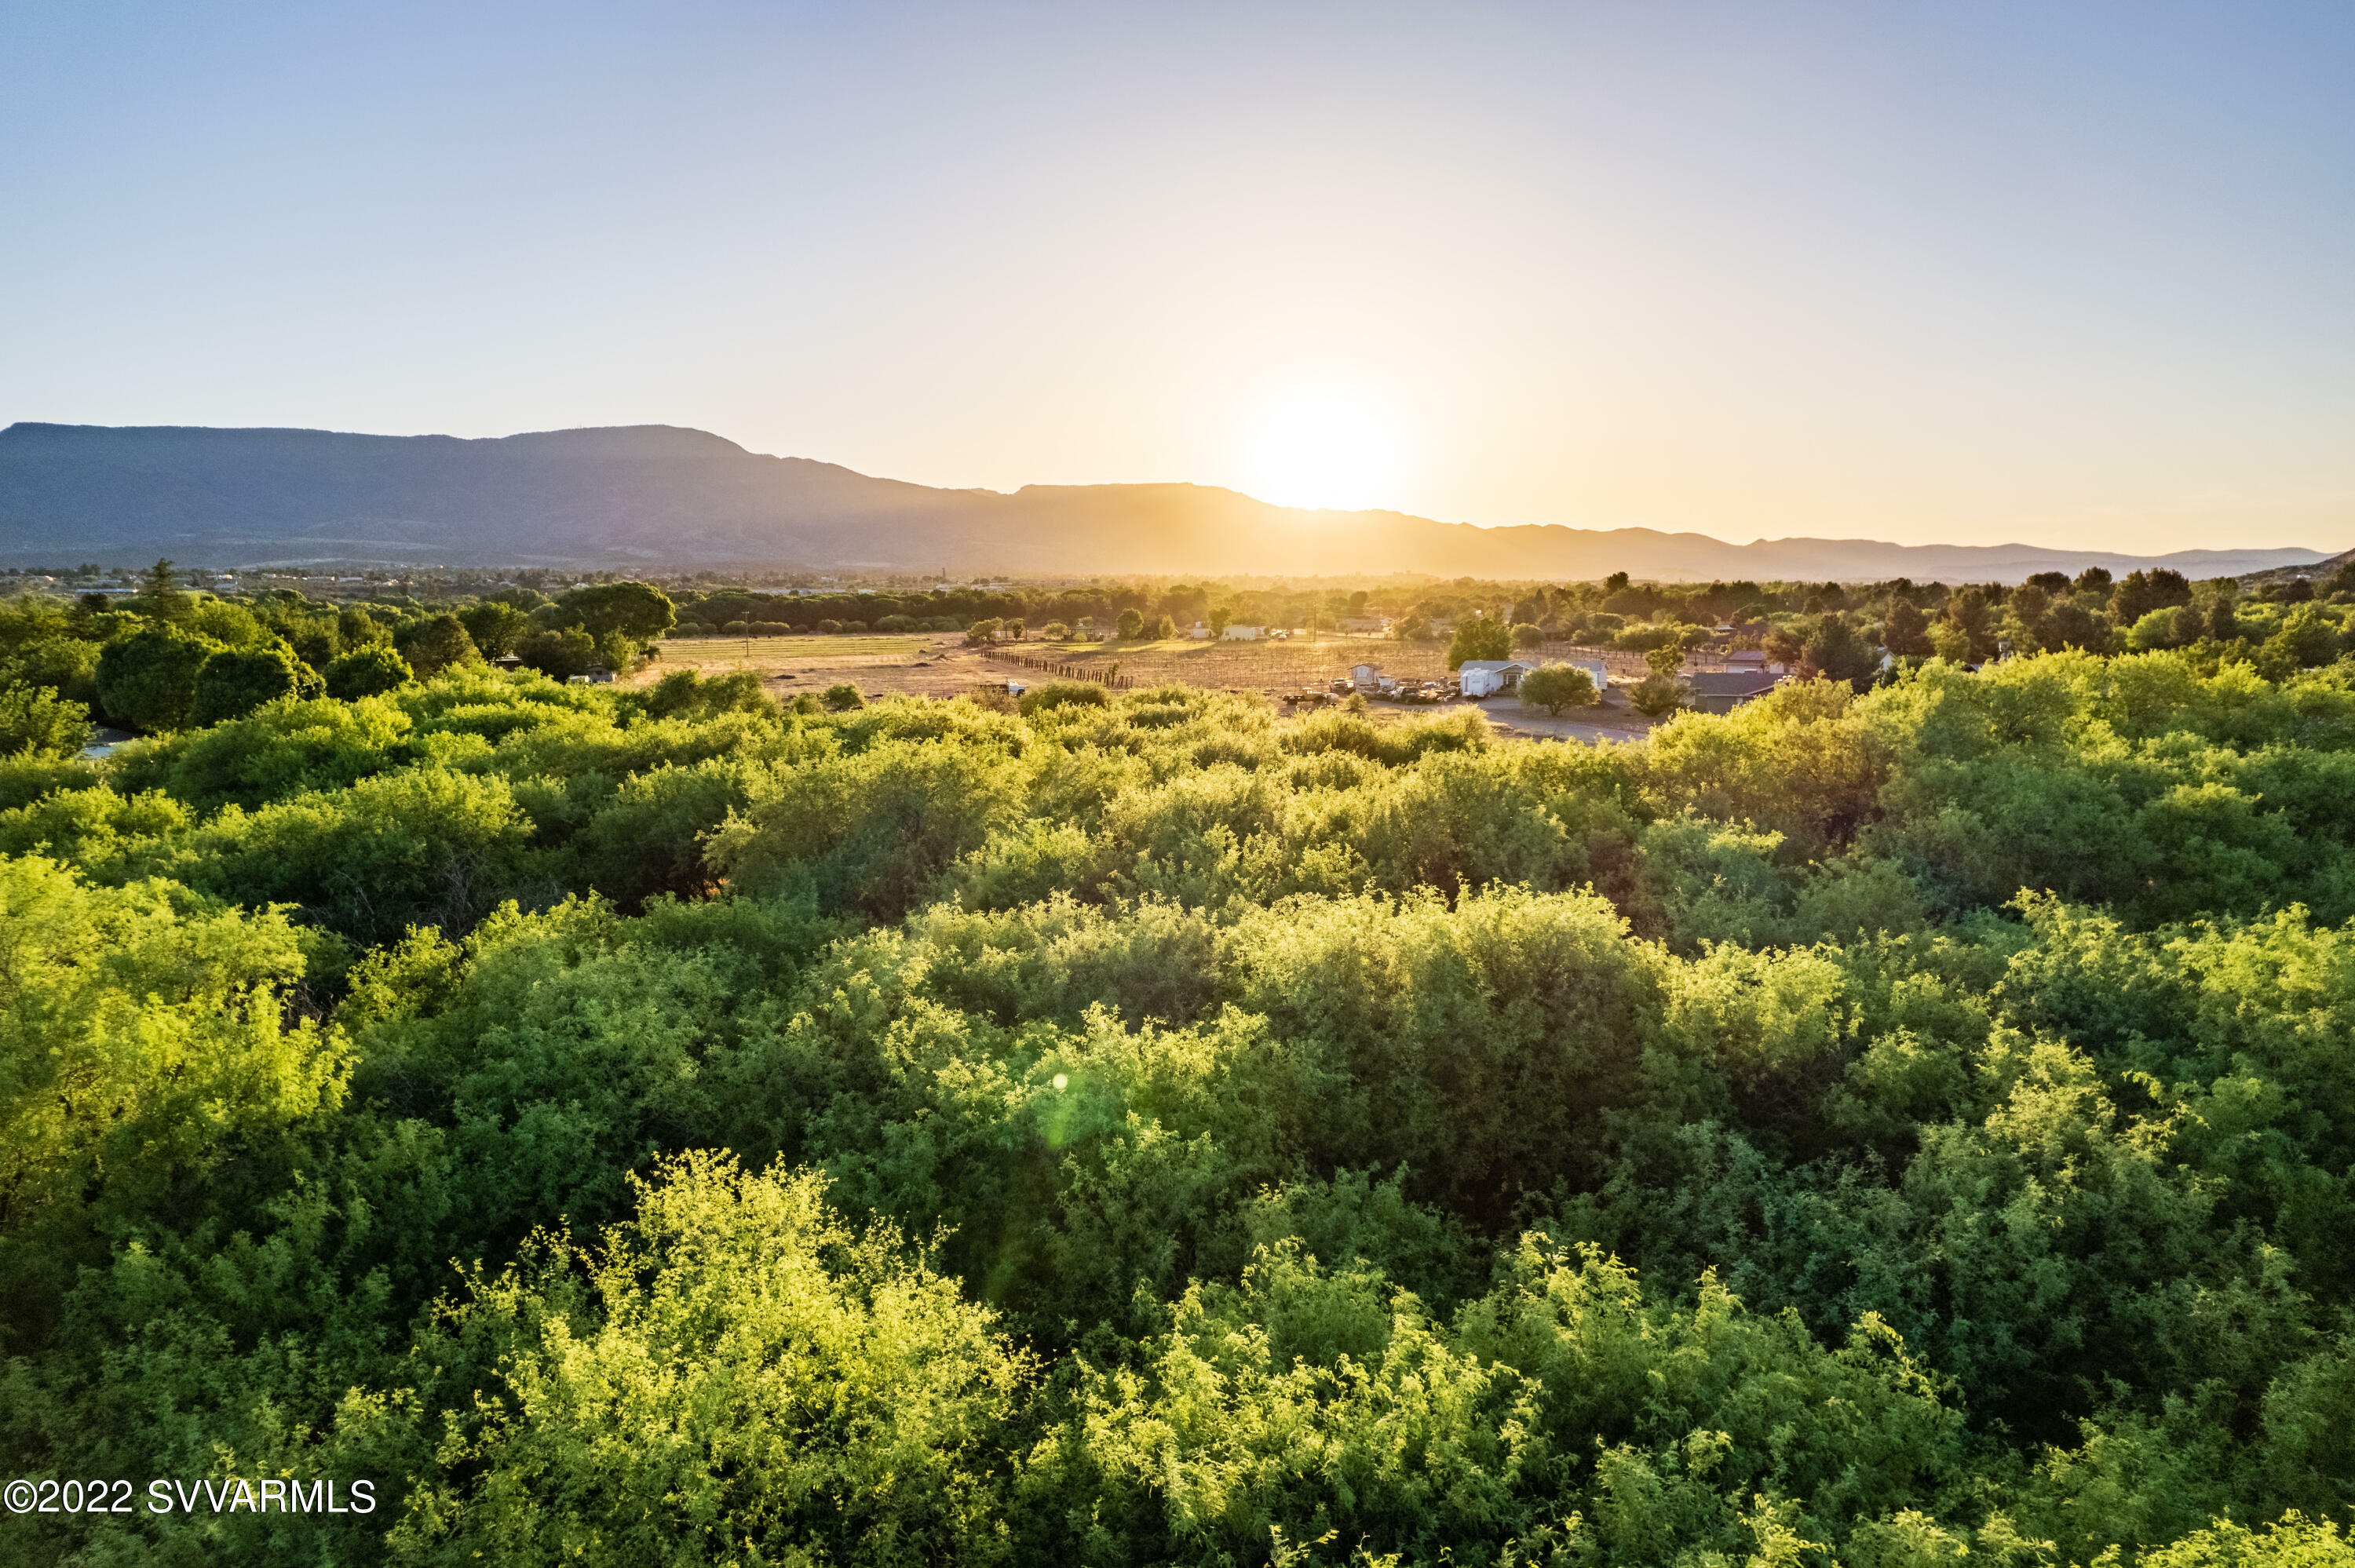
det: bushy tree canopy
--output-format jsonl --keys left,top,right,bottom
{"left": 1446, "top": 618, "right": 1512, "bottom": 669}
{"left": 555, "top": 581, "right": 677, "bottom": 643}
{"left": 188, "top": 643, "right": 316, "bottom": 725}
{"left": 324, "top": 643, "right": 414, "bottom": 699}
{"left": 5, "top": 607, "right": 2355, "bottom": 1564}
{"left": 1518, "top": 662, "right": 1597, "bottom": 713}
{"left": 93, "top": 623, "right": 221, "bottom": 731}
{"left": 396, "top": 613, "right": 483, "bottom": 677}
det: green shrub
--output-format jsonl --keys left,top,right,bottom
{"left": 324, "top": 644, "right": 414, "bottom": 699}
{"left": 0, "top": 685, "right": 94, "bottom": 758}
{"left": 188, "top": 644, "right": 317, "bottom": 726}
{"left": 1020, "top": 680, "right": 1112, "bottom": 713}
{"left": 1519, "top": 662, "right": 1597, "bottom": 714}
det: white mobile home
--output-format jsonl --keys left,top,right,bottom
{"left": 1456, "top": 660, "right": 1531, "bottom": 698}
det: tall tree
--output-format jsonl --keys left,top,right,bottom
{"left": 1446, "top": 619, "right": 1512, "bottom": 669}
{"left": 132, "top": 557, "right": 188, "bottom": 622}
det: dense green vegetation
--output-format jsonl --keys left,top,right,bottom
{"left": 5, "top": 566, "right": 2355, "bottom": 1563}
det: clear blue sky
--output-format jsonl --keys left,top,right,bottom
{"left": 5, "top": 1, "right": 2350, "bottom": 552}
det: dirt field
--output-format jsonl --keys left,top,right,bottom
{"left": 644, "top": 633, "right": 1002, "bottom": 701}
{"left": 642, "top": 632, "right": 1665, "bottom": 743}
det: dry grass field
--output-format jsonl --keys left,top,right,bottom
{"left": 646, "top": 632, "right": 1458, "bottom": 702}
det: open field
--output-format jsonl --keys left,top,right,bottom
{"left": 658, "top": 633, "right": 932, "bottom": 662}
{"left": 648, "top": 632, "right": 989, "bottom": 701}
{"left": 647, "top": 629, "right": 1663, "bottom": 742}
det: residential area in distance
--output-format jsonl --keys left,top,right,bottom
{"left": 16, "top": 553, "right": 2352, "bottom": 761}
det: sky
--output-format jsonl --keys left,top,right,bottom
{"left": 3, "top": 0, "right": 2350, "bottom": 553}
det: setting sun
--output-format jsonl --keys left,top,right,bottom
{"left": 1240, "top": 387, "right": 1402, "bottom": 512}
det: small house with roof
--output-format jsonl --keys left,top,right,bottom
{"left": 1685, "top": 670, "right": 1780, "bottom": 714}
{"left": 1457, "top": 660, "right": 1532, "bottom": 698}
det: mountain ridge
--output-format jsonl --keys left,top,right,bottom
{"left": 0, "top": 421, "right": 2331, "bottom": 582}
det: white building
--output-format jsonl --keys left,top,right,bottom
{"left": 1221, "top": 624, "right": 1264, "bottom": 640}
{"left": 1457, "top": 660, "right": 1532, "bottom": 698}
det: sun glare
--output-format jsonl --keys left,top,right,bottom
{"left": 1241, "top": 388, "right": 1400, "bottom": 512}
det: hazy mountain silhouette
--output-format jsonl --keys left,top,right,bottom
{"left": 0, "top": 421, "right": 2328, "bottom": 582}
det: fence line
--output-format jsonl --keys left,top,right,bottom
{"left": 982, "top": 647, "right": 1136, "bottom": 689}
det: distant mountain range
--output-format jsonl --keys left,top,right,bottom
{"left": 0, "top": 421, "right": 2332, "bottom": 584}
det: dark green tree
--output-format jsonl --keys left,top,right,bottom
{"left": 396, "top": 614, "right": 483, "bottom": 678}
{"left": 338, "top": 603, "right": 393, "bottom": 649}
{"left": 458, "top": 601, "right": 534, "bottom": 658}
{"left": 555, "top": 582, "right": 677, "bottom": 644}
{"left": 93, "top": 624, "right": 221, "bottom": 731}
{"left": 1882, "top": 599, "right": 1934, "bottom": 658}
{"left": 188, "top": 645, "right": 316, "bottom": 726}
{"left": 1798, "top": 614, "right": 1879, "bottom": 690}
{"left": 1942, "top": 588, "right": 2001, "bottom": 661}
{"left": 131, "top": 557, "right": 188, "bottom": 622}
{"left": 516, "top": 625, "right": 599, "bottom": 680}
{"left": 2112, "top": 567, "right": 2193, "bottom": 625}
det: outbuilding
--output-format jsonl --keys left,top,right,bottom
{"left": 1221, "top": 624, "right": 1264, "bottom": 640}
